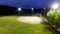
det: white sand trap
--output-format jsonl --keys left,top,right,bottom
{"left": 17, "top": 16, "right": 43, "bottom": 24}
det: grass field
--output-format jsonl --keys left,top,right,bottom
{"left": 0, "top": 16, "right": 53, "bottom": 34}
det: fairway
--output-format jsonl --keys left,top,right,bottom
{"left": 0, "top": 16, "right": 53, "bottom": 34}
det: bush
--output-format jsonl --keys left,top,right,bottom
{"left": 47, "top": 8, "right": 60, "bottom": 29}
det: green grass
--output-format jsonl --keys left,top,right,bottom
{"left": 0, "top": 16, "right": 53, "bottom": 34}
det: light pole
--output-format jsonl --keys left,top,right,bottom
{"left": 17, "top": 8, "right": 22, "bottom": 15}
{"left": 31, "top": 8, "right": 34, "bottom": 16}
{"left": 44, "top": 8, "right": 46, "bottom": 16}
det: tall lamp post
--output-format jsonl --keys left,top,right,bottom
{"left": 31, "top": 8, "right": 34, "bottom": 16}
{"left": 44, "top": 8, "right": 46, "bottom": 16}
{"left": 17, "top": 8, "right": 22, "bottom": 15}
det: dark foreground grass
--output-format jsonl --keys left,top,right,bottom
{"left": 0, "top": 16, "right": 53, "bottom": 34}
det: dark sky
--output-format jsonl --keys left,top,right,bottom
{"left": 0, "top": 0, "right": 60, "bottom": 8}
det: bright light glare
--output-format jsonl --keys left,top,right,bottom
{"left": 17, "top": 8, "right": 22, "bottom": 11}
{"left": 31, "top": 8, "right": 34, "bottom": 10}
{"left": 52, "top": 3, "right": 59, "bottom": 10}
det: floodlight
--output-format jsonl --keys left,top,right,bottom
{"left": 31, "top": 8, "right": 34, "bottom": 10}
{"left": 17, "top": 8, "right": 22, "bottom": 11}
{"left": 51, "top": 3, "right": 59, "bottom": 10}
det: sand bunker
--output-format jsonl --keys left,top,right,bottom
{"left": 17, "top": 16, "right": 43, "bottom": 24}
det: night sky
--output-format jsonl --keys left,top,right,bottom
{"left": 0, "top": 0, "right": 60, "bottom": 8}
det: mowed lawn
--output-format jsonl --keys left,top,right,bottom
{"left": 0, "top": 16, "right": 53, "bottom": 34}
